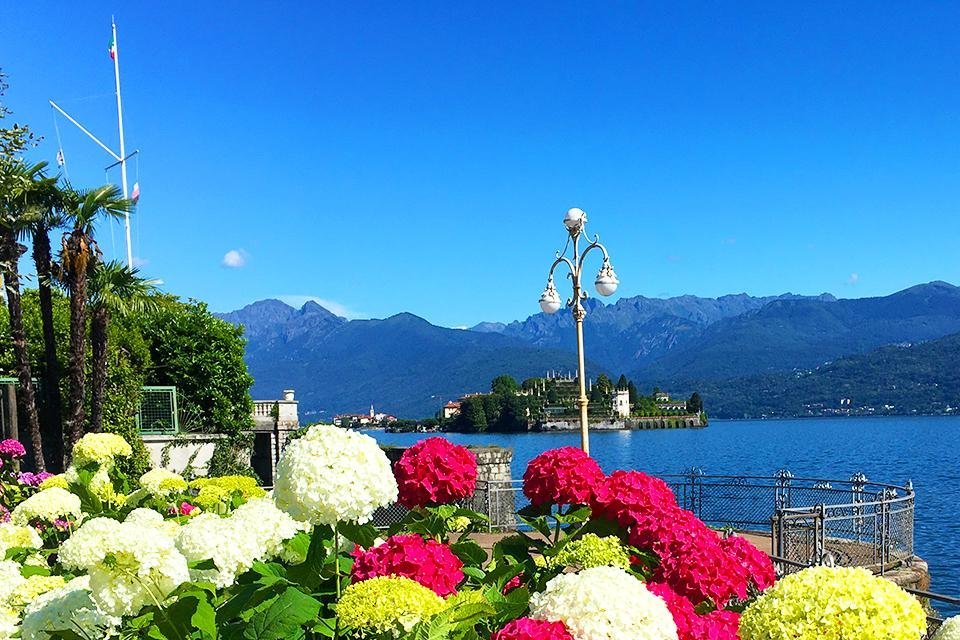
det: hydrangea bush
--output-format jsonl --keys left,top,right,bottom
{"left": 0, "top": 433, "right": 932, "bottom": 640}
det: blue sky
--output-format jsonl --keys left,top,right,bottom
{"left": 2, "top": 2, "right": 959, "bottom": 328}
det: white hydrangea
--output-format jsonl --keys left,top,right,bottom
{"left": 273, "top": 425, "right": 397, "bottom": 524}
{"left": 58, "top": 519, "right": 188, "bottom": 617}
{"left": 11, "top": 488, "right": 82, "bottom": 525}
{"left": 0, "top": 561, "right": 25, "bottom": 604}
{"left": 0, "top": 606, "right": 18, "bottom": 640}
{"left": 934, "top": 616, "right": 960, "bottom": 640}
{"left": 175, "top": 511, "right": 263, "bottom": 588}
{"left": 125, "top": 508, "right": 181, "bottom": 538}
{"left": 0, "top": 522, "right": 43, "bottom": 555}
{"left": 139, "top": 469, "right": 188, "bottom": 498}
{"left": 231, "top": 498, "right": 308, "bottom": 558}
{"left": 21, "top": 576, "right": 119, "bottom": 640}
{"left": 529, "top": 566, "right": 678, "bottom": 640}
{"left": 59, "top": 517, "right": 124, "bottom": 570}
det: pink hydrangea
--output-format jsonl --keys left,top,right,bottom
{"left": 700, "top": 610, "right": 740, "bottom": 640}
{"left": 721, "top": 534, "right": 776, "bottom": 591}
{"left": 648, "top": 581, "right": 741, "bottom": 640}
{"left": 0, "top": 439, "right": 26, "bottom": 459}
{"left": 0, "top": 505, "right": 9, "bottom": 523}
{"left": 393, "top": 438, "right": 478, "bottom": 508}
{"left": 493, "top": 618, "right": 574, "bottom": 640}
{"left": 522, "top": 447, "right": 604, "bottom": 507}
{"left": 653, "top": 524, "right": 751, "bottom": 607}
{"left": 351, "top": 534, "right": 464, "bottom": 596}
{"left": 590, "top": 470, "right": 678, "bottom": 527}
{"left": 647, "top": 582, "right": 700, "bottom": 640}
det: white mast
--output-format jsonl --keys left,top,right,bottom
{"left": 111, "top": 18, "right": 133, "bottom": 269}
{"left": 49, "top": 18, "right": 135, "bottom": 269}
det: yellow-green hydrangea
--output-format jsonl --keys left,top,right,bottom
{"left": 190, "top": 476, "right": 265, "bottom": 510}
{"left": 71, "top": 433, "right": 131, "bottom": 467}
{"left": 139, "top": 469, "right": 188, "bottom": 498}
{"left": 739, "top": 566, "right": 926, "bottom": 640}
{"left": 38, "top": 475, "right": 68, "bottom": 490}
{"left": 0, "top": 523, "right": 43, "bottom": 556}
{"left": 65, "top": 465, "right": 120, "bottom": 503}
{"left": 3, "top": 575, "right": 66, "bottom": 612}
{"left": 445, "top": 516, "right": 472, "bottom": 532}
{"left": 933, "top": 616, "right": 960, "bottom": 640}
{"left": 547, "top": 533, "right": 631, "bottom": 570}
{"left": 336, "top": 576, "right": 445, "bottom": 636}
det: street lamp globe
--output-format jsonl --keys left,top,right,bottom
{"left": 539, "top": 280, "right": 563, "bottom": 314}
{"left": 595, "top": 261, "right": 619, "bottom": 296}
{"left": 563, "top": 207, "right": 586, "bottom": 232}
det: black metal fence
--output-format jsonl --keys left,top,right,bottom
{"left": 654, "top": 469, "right": 916, "bottom": 575}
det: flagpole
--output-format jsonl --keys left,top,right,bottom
{"left": 112, "top": 18, "right": 133, "bottom": 269}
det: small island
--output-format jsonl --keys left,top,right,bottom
{"left": 379, "top": 372, "right": 707, "bottom": 433}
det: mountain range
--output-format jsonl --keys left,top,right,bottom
{"left": 217, "top": 281, "right": 960, "bottom": 419}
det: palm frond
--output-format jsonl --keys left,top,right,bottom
{"left": 89, "top": 259, "right": 162, "bottom": 317}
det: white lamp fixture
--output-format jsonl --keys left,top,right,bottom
{"left": 539, "top": 279, "right": 563, "bottom": 314}
{"left": 563, "top": 207, "right": 586, "bottom": 232}
{"left": 594, "top": 261, "right": 620, "bottom": 296}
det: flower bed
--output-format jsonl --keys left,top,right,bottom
{"left": 0, "top": 432, "right": 934, "bottom": 639}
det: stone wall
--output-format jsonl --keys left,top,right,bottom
{"left": 142, "top": 434, "right": 226, "bottom": 477}
{"left": 540, "top": 415, "right": 704, "bottom": 431}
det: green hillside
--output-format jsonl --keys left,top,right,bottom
{"left": 699, "top": 332, "right": 960, "bottom": 419}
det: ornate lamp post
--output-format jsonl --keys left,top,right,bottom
{"left": 539, "top": 208, "right": 619, "bottom": 454}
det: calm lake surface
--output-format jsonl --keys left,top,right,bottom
{"left": 372, "top": 416, "right": 960, "bottom": 599}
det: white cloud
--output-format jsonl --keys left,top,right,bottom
{"left": 452, "top": 325, "right": 468, "bottom": 330}
{"left": 132, "top": 256, "right": 149, "bottom": 268}
{"left": 847, "top": 272, "right": 860, "bottom": 285}
{"left": 222, "top": 249, "right": 247, "bottom": 268}
{"left": 276, "top": 295, "right": 366, "bottom": 320}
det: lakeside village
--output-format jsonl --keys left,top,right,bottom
{"left": 333, "top": 371, "right": 706, "bottom": 433}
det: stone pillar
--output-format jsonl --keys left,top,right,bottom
{"left": 375, "top": 444, "right": 516, "bottom": 530}
{"left": 466, "top": 446, "right": 516, "bottom": 530}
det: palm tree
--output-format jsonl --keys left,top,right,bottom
{"left": 88, "top": 260, "right": 159, "bottom": 433}
{"left": 0, "top": 160, "right": 54, "bottom": 471}
{"left": 60, "top": 185, "right": 132, "bottom": 451}
{"left": 27, "top": 184, "right": 68, "bottom": 470}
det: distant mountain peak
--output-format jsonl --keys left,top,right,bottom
{"left": 299, "top": 300, "right": 342, "bottom": 319}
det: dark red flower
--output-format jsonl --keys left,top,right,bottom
{"left": 493, "top": 618, "right": 574, "bottom": 640}
{"left": 351, "top": 534, "right": 464, "bottom": 596}
{"left": 522, "top": 447, "right": 604, "bottom": 507}
{"left": 394, "top": 437, "right": 478, "bottom": 508}
{"left": 501, "top": 574, "right": 523, "bottom": 594}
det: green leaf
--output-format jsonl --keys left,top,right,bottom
{"left": 462, "top": 566, "right": 485, "bottom": 580}
{"left": 241, "top": 587, "right": 321, "bottom": 640}
{"left": 450, "top": 540, "right": 487, "bottom": 567}
{"left": 338, "top": 521, "right": 380, "bottom": 549}
{"left": 157, "top": 594, "right": 217, "bottom": 639}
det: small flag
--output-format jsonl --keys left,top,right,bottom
{"left": 56, "top": 149, "right": 65, "bottom": 166}
{"left": 108, "top": 35, "right": 116, "bottom": 60}
{"left": 131, "top": 182, "right": 140, "bottom": 203}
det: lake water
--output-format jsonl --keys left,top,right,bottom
{"left": 372, "top": 416, "right": 960, "bottom": 600}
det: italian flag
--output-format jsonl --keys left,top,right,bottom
{"left": 108, "top": 35, "right": 116, "bottom": 60}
